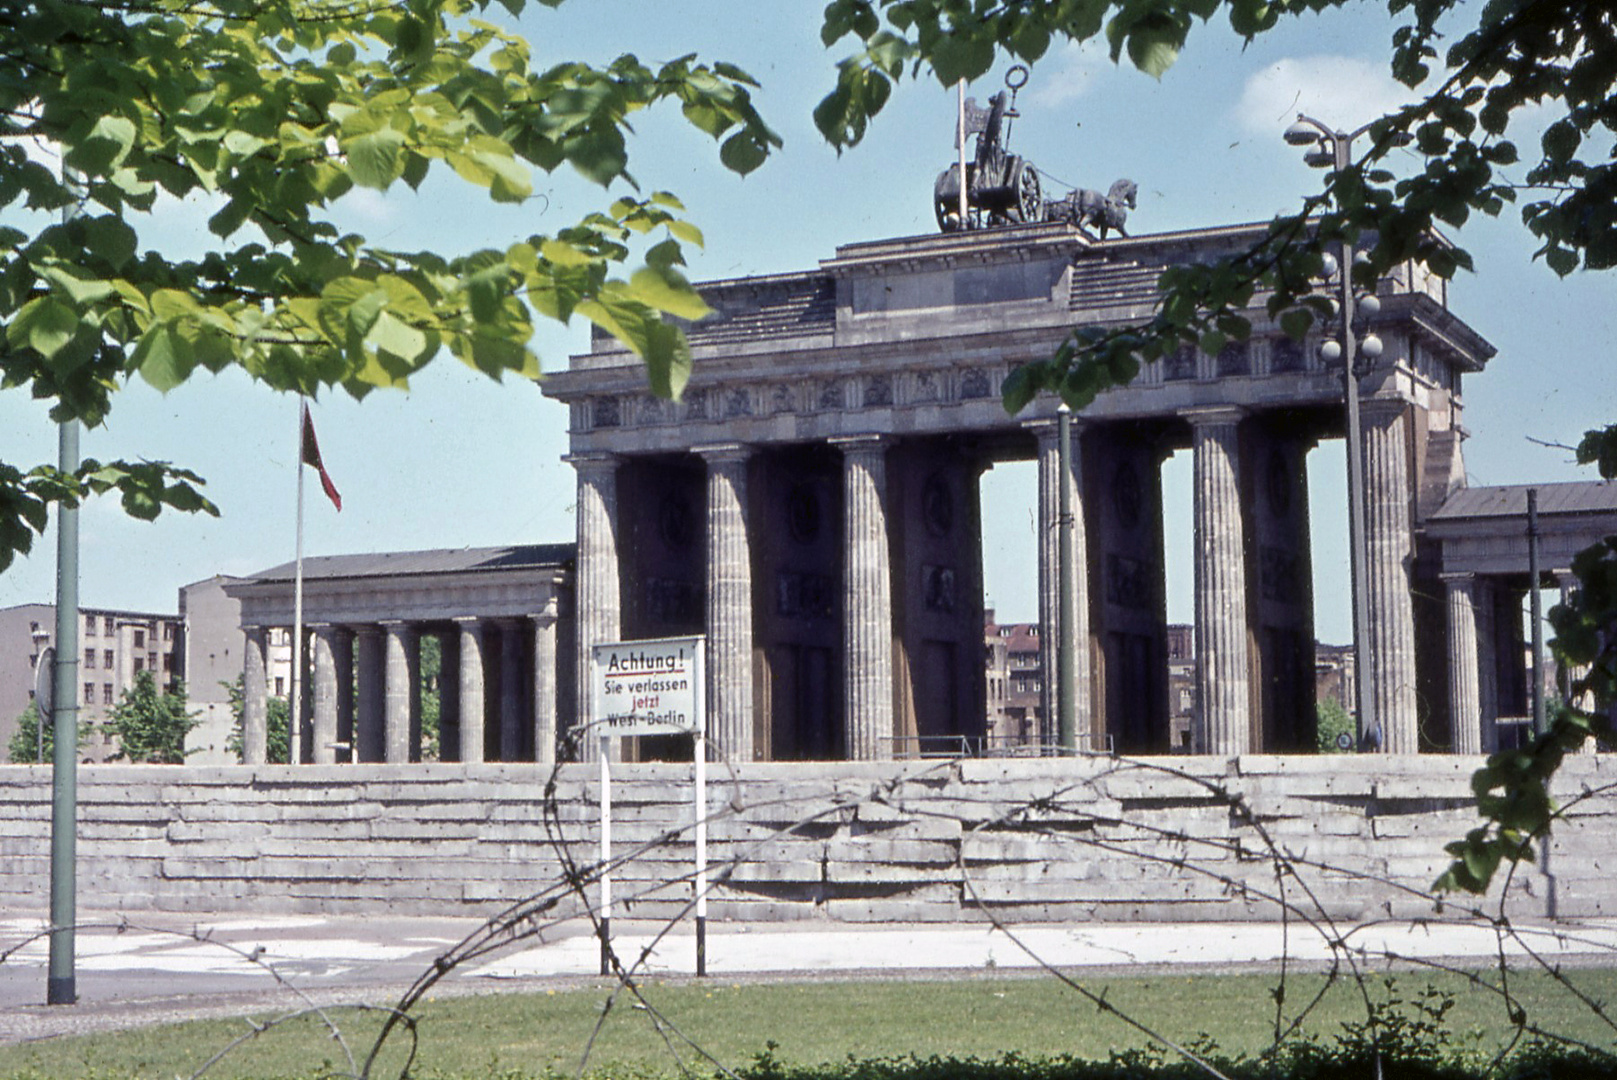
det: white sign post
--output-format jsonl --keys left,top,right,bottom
{"left": 589, "top": 635, "right": 708, "bottom": 976}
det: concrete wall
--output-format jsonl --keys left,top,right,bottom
{"left": 2, "top": 755, "right": 1612, "bottom": 923}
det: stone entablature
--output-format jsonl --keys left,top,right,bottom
{"left": 547, "top": 222, "right": 1490, "bottom": 457}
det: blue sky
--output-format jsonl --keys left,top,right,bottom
{"left": 2, "top": 1, "right": 1612, "bottom": 644}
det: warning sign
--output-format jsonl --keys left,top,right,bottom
{"left": 590, "top": 635, "right": 705, "bottom": 737}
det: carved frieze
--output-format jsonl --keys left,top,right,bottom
{"left": 592, "top": 396, "right": 621, "bottom": 428}
{"left": 960, "top": 368, "right": 992, "bottom": 399}
{"left": 864, "top": 374, "right": 893, "bottom": 407}
{"left": 817, "top": 379, "right": 845, "bottom": 410}
{"left": 1216, "top": 341, "right": 1249, "bottom": 377}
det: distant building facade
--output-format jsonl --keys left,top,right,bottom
{"left": 0, "top": 603, "right": 182, "bottom": 761}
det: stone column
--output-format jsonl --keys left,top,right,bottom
{"left": 242, "top": 625, "right": 268, "bottom": 765}
{"left": 532, "top": 598, "right": 559, "bottom": 766}
{"left": 1185, "top": 406, "right": 1252, "bottom": 755}
{"left": 697, "top": 443, "right": 754, "bottom": 762}
{"left": 1031, "top": 418, "right": 1093, "bottom": 751}
{"left": 311, "top": 625, "right": 340, "bottom": 765}
{"left": 382, "top": 621, "right": 414, "bottom": 764}
{"left": 571, "top": 453, "right": 622, "bottom": 762}
{"left": 354, "top": 626, "right": 385, "bottom": 762}
{"left": 835, "top": 435, "right": 894, "bottom": 760}
{"left": 1443, "top": 574, "right": 1482, "bottom": 754}
{"left": 1361, "top": 400, "right": 1420, "bottom": 753}
{"left": 499, "top": 618, "right": 523, "bottom": 761}
{"left": 332, "top": 627, "right": 354, "bottom": 763}
{"left": 456, "top": 617, "right": 486, "bottom": 764}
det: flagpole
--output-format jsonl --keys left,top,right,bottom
{"left": 292, "top": 399, "right": 306, "bottom": 765}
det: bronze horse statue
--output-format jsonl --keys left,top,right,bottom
{"left": 1045, "top": 179, "right": 1138, "bottom": 238}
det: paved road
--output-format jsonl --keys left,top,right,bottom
{"left": 5, "top": 909, "right": 1617, "bottom": 1044}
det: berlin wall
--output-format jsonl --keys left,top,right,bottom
{"left": 1, "top": 756, "right": 1612, "bottom": 923}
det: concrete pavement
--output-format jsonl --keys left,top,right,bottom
{"left": 5, "top": 909, "right": 1617, "bottom": 1044}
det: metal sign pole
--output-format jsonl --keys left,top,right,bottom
{"left": 598, "top": 733, "right": 611, "bottom": 976}
{"left": 694, "top": 724, "right": 707, "bottom": 977}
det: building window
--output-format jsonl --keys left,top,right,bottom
{"left": 164, "top": 624, "right": 175, "bottom": 641}
{"left": 102, "top": 684, "right": 113, "bottom": 705}
{"left": 103, "top": 649, "right": 112, "bottom": 668}
{"left": 104, "top": 616, "right": 114, "bottom": 635}
{"left": 133, "top": 629, "right": 145, "bottom": 648}
{"left": 84, "top": 648, "right": 95, "bottom": 669}
{"left": 83, "top": 682, "right": 95, "bottom": 704}
{"left": 148, "top": 652, "right": 157, "bottom": 670}
{"left": 85, "top": 615, "right": 96, "bottom": 636}
{"left": 274, "top": 676, "right": 285, "bottom": 697}
{"left": 163, "top": 654, "right": 175, "bottom": 673}
{"left": 135, "top": 657, "right": 145, "bottom": 673}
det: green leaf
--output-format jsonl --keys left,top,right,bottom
{"left": 133, "top": 326, "right": 197, "bottom": 391}
{"left": 8, "top": 296, "right": 79, "bottom": 360}
{"left": 719, "top": 130, "right": 768, "bottom": 176}
{"left": 629, "top": 267, "right": 710, "bottom": 321}
{"left": 1280, "top": 308, "right": 1314, "bottom": 341}
{"left": 346, "top": 128, "right": 407, "bottom": 189}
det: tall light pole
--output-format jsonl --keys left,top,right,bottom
{"left": 1283, "top": 114, "right": 1405, "bottom": 752}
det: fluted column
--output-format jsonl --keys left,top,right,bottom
{"left": 1186, "top": 407, "right": 1251, "bottom": 755}
{"left": 311, "top": 625, "right": 340, "bottom": 765}
{"left": 1444, "top": 574, "right": 1482, "bottom": 754}
{"left": 499, "top": 618, "right": 522, "bottom": 761}
{"left": 532, "top": 598, "right": 559, "bottom": 765}
{"left": 698, "top": 443, "right": 754, "bottom": 762}
{"left": 382, "top": 620, "right": 415, "bottom": 764}
{"left": 835, "top": 435, "right": 894, "bottom": 760}
{"left": 570, "top": 452, "right": 621, "bottom": 763}
{"left": 1361, "top": 400, "right": 1420, "bottom": 753}
{"left": 1031, "top": 418, "right": 1093, "bottom": 751}
{"left": 242, "top": 625, "right": 268, "bottom": 765}
{"left": 456, "top": 617, "right": 486, "bottom": 764}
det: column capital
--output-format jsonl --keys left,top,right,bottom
{"left": 1358, "top": 396, "right": 1409, "bottom": 423}
{"left": 692, "top": 441, "right": 753, "bottom": 464}
{"left": 1023, "top": 415, "right": 1087, "bottom": 442}
{"left": 1439, "top": 570, "right": 1478, "bottom": 586}
{"left": 563, "top": 451, "right": 620, "bottom": 474}
{"left": 531, "top": 595, "right": 560, "bottom": 624}
{"left": 1180, "top": 404, "right": 1246, "bottom": 428}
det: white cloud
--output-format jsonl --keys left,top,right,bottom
{"left": 1027, "top": 39, "right": 1111, "bottom": 109}
{"left": 1235, "top": 56, "right": 1416, "bottom": 137}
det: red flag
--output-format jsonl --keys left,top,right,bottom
{"left": 301, "top": 404, "right": 342, "bottom": 511}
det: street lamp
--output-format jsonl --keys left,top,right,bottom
{"left": 1283, "top": 113, "right": 1408, "bottom": 752}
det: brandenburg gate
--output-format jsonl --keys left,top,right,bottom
{"left": 543, "top": 220, "right": 1495, "bottom": 762}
